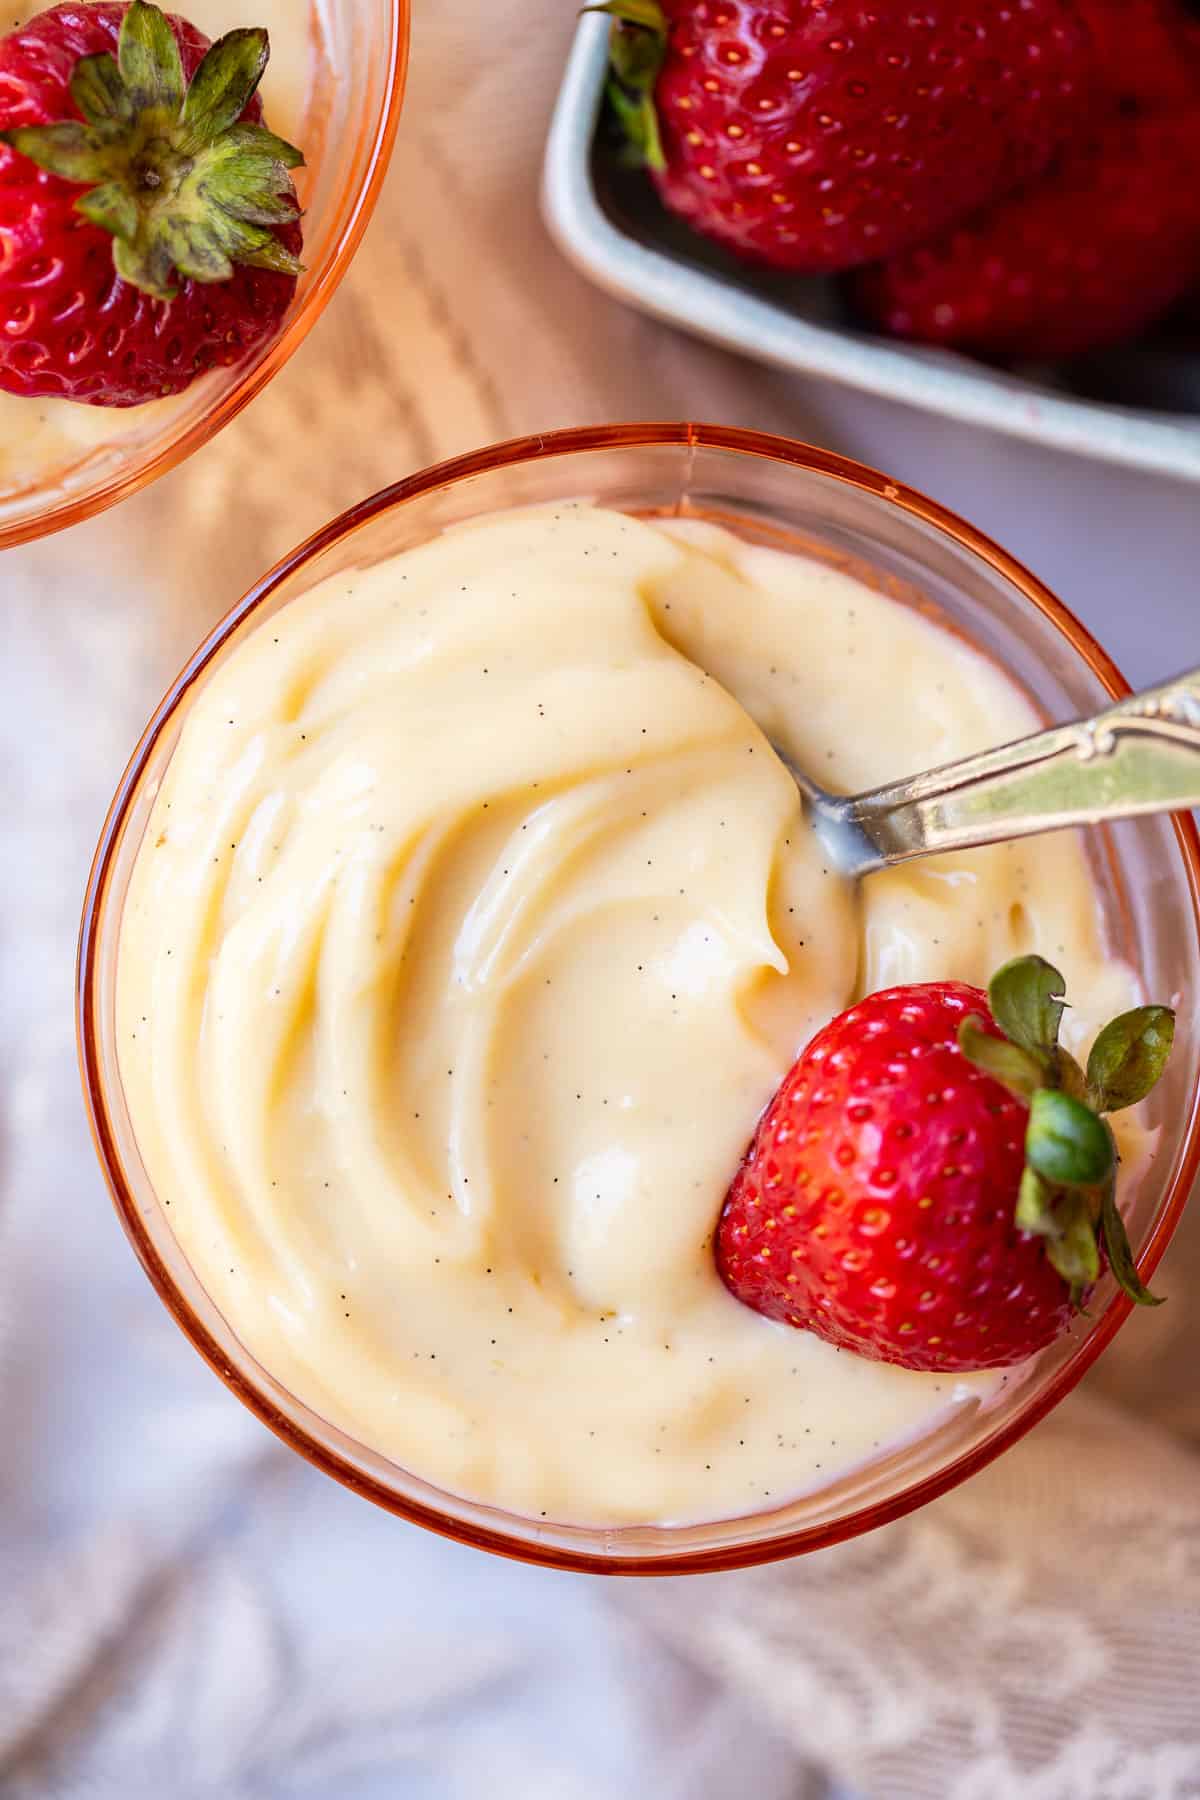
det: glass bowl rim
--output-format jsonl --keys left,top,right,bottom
{"left": 0, "top": 0, "right": 410, "bottom": 552}
{"left": 76, "top": 420, "right": 1200, "bottom": 1575}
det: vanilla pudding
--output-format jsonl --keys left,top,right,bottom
{"left": 0, "top": 0, "right": 315, "bottom": 500}
{"left": 115, "top": 505, "right": 1142, "bottom": 1527}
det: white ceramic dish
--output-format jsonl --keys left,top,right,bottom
{"left": 542, "top": 13, "right": 1200, "bottom": 484}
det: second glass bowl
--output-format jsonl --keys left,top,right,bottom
{"left": 0, "top": 0, "right": 408, "bottom": 549}
{"left": 78, "top": 423, "right": 1200, "bottom": 1573}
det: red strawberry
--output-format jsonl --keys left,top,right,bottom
{"left": 0, "top": 0, "right": 302, "bottom": 406}
{"left": 1077, "top": 0, "right": 1200, "bottom": 110}
{"left": 849, "top": 110, "right": 1200, "bottom": 360}
{"left": 592, "top": 0, "right": 1094, "bottom": 273}
{"left": 716, "top": 958, "right": 1173, "bottom": 1372}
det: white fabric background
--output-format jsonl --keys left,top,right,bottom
{"left": 3, "top": 3, "right": 1200, "bottom": 1794}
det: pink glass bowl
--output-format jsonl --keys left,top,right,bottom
{"left": 78, "top": 423, "right": 1200, "bottom": 1574}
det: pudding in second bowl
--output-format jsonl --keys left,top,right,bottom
{"left": 111, "top": 500, "right": 1150, "bottom": 1528}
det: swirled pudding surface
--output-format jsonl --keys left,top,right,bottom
{"left": 116, "top": 505, "right": 1139, "bottom": 1524}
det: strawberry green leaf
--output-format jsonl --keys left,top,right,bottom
{"left": 988, "top": 955, "right": 1066, "bottom": 1066}
{"left": 605, "top": 79, "right": 665, "bottom": 170}
{"left": 1086, "top": 1005, "right": 1175, "bottom": 1113}
{"left": 958, "top": 1017, "right": 1043, "bottom": 1102}
{"left": 1057, "top": 1047, "right": 1090, "bottom": 1104}
{"left": 1099, "top": 1179, "right": 1164, "bottom": 1307}
{"left": 178, "top": 27, "right": 270, "bottom": 152}
{"left": 76, "top": 181, "right": 139, "bottom": 242}
{"left": 234, "top": 233, "right": 302, "bottom": 274}
{"left": 0, "top": 121, "right": 118, "bottom": 184}
{"left": 189, "top": 135, "right": 301, "bottom": 213}
{"left": 235, "top": 235, "right": 298, "bottom": 273}
{"left": 70, "top": 52, "right": 132, "bottom": 130}
{"left": 1026, "top": 1089, "right": 1114, "bottom": 1189}
{"left": 118, "top": 0, "right": 184, "bottom": 119}
{"left": 1015, "top": 1164, "right": 1055, "bottom": 1234}
{"left": 114, "top": 234, "right": 176, "bottom": 301}
{"left": 1014, "top": 1169, "right": 1097, "bottom": 1304}
{"left": 210, "top": 181, "right": 299, "bottom": 227}
{"left": 161, "top": 217, "right": 234, "bottom": 283}
{"left": 222, "top": 122, "right": 304, "bottom": 169}
{"left": 1044, "top": 1189, "right": 1101, "bottom": 1298}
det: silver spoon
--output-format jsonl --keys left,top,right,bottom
{"left": 788, "top": 666, "right": 1200, "bottom": 879}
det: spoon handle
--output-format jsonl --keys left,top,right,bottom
{"left": 836, "top": 666, "right": 1200, "bottom": 875}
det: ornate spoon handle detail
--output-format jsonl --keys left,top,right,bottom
{"left": 808, "top": 667, "right": 1200, "bottom": 878}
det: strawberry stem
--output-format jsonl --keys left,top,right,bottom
{"left": 1100, "top": 1177, "right": 1164, "bottom": 1307}
{"left": 584, "top": 0, "right": 668, "bottom": 173}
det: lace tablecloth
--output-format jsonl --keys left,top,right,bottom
{"left": 4, "top": 3, "right": 1200, "bottom": 1793}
